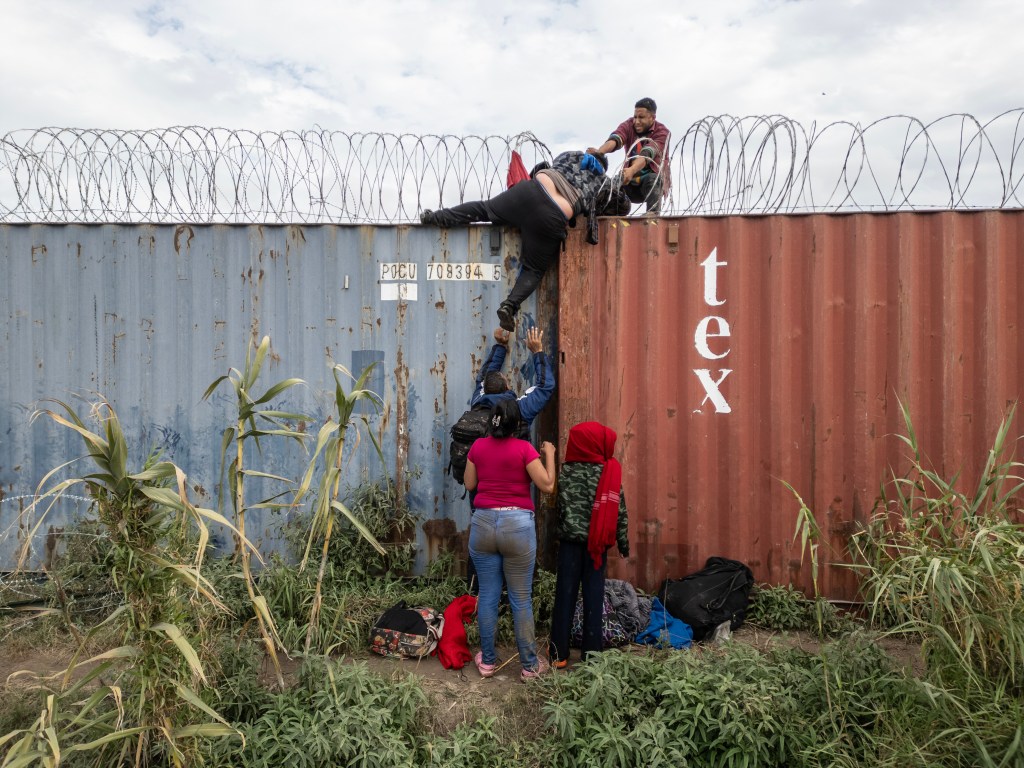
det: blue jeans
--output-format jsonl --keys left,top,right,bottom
{"left": 549, "top": 539, "right": 607, "bottom": 662}
{"left": 469, "top": 507, "right": 540, "bottom": 671}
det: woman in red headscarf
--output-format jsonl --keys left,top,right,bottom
{"left": 548, "top": 421, "right": 630, "bottom": 667}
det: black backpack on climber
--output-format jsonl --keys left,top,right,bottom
{"left": 448, "top": 405, "right": 493, "bottom": 485}
{"left": 448, "top": 402, "right": 531, "bottom": 485}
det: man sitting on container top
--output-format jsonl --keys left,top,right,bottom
{"left": 587, "top": 97, "right": 671, "bottom": 215}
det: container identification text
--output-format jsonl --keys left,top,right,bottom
{"left": 427, "top": 263, "right": 502, "bottom": 281}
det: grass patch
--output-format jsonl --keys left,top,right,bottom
{"left": 187, "top": 629, "right": 1023, "bottom": 768}
{"left": 3, "top": 355, "right": 1021, "bottom": 767}
{"left": 748, "top": 583, "right": 858, "bottom": 636}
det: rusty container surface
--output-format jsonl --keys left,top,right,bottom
{"left": 0, "top": 222, "right": 556, "bottom": 571}
{"left": 558, "top": 211, "right": 1024, "bottom": 600}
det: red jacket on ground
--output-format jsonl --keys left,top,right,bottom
{"left": 435, "top": 594, "right": 478, "bottom": 670}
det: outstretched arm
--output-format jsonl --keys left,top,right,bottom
{"left": 587, "top": 138, "right": 619, "bottom": 155}
{"left": 516, "top": 327, "right": 556, "bottom": 424}
{"left": 622, "top": 137, "right": 662, "bottom": 184}
{"left": 470, "top": 330, "right": 509, "bottom": 406}
{"left": 622, "top": 155, "right": 648, "bottom": 184}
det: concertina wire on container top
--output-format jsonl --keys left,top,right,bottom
{"left": 1, "top": 111, "right": 1023, "bottom": 224}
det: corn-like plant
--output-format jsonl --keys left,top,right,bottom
{"left": 294, "top": 363, "right": 386, "bottom": 655}
{"left": 281, "top": 478, "right": 418, "bottom": 585}
{"left": 203, "top": 335, "right": 307, "bottom": 686}
{"left": 850, "top": 400, "right": 1024, "bottom": 694}
{"left": 781, "top": 479, "right": 836, "bottom": 637}
{"left": 1, "top": 398, "right": 245, "bottom": 767}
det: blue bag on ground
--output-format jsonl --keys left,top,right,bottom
{"left": 634, "top": 597, "right": 692, "bottom": 649}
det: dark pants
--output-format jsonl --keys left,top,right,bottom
{"left": 549, "top": 539, "right": 607, "bottom": 663}
{"left": 430, "top": 180, "right": 568, "bottom": 312}
{"left": 624, "top": 171, "right": 663, "bottom": 213}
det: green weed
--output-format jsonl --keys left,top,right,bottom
{"left": 748, "top": 584, "right": 857, "bottom": 636}
{"left": 749, "top": 583, "right": 816, "bottom": 630}
{"left": 0, "top": 691, "right": 40, "bottom": 738}
{"left": 201, "top": 657, "right": 428, "bottom": 768}
{"left": 850, "top": 401, "right": 1024, "bottom": 695}
{"left": 283, "top": 477, "right": 416, "bottom": 587}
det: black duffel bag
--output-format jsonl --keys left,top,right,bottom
{"left": 658, "top": 557, "right": 754, "bottom": 642}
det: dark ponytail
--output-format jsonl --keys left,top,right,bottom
{"left": 488, "top": 398, "right": 523, "bottom": 438}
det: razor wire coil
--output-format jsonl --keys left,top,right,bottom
{"left": 1, "top": 112, "right": 1023, "bottom": 224}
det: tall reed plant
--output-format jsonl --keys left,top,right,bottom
{"left": 2, "top": 398, "right": 244, "bottom": 767}
{"left": 203, "top": 335, "right": 307, "bottom": 685}
{"left": 781, "top": 480, "right": 839, "bottom": 637}
{"left": 851, "top": 400, "right": 1024, "bottom": 694}
{"left": 295, "top": 363, "right": 386, "bottom": 655}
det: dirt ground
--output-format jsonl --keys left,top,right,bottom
{"left": 0, "top": 645, "right": 80, "bottom": 691}
{"left": 0, "top": 637, "right": 541, "bottom": 736}
{"left": 0, "top": 625, "right": 926, "bottom": 731}
{"left": 356, "top": 644, "right": 538, "bottom": 732}
{"left": 359, "top": 626, "right": 926, "bottom": 730}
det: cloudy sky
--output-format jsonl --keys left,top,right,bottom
{"left": 3, "top": 0, "right": 1021, "bottom": 146}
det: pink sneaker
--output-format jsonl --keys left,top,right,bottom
{"left": 474, "top": 651, "right": 497, "bottom": 678}
{"left": 520, "top": 656, "right": 550, "bottom": 682}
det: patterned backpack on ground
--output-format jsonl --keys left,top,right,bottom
{"left": 369, "top": 602, "right": 444, "bottom": 659}
{"left": 570, "top": 594, "right": 632, "bottom": 649}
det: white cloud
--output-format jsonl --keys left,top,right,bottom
{"left": 1, "top": 0, "right": 1021, "bottom": 155}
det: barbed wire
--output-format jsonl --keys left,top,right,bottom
{"left": 0, "top": 128, "right": 553, "bottom": 224}
{"left": 674, "top": 111, "right": 1024, "bottom": 214}
{"left": 1, "top": 112, "right": 1022, "bottom": 223}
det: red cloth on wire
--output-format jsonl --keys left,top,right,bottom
{"left": 507, "top": 150, "right": 529, "bottom": 188}
{"left": 563, "top": 421, "right": 622, "bottom": 569}
{"left": 435, "top": 594, "right": 478, "bottom": 669}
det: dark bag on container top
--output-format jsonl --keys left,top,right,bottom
{"left": 658, "top": 557, "right": 754, "bottom": 642}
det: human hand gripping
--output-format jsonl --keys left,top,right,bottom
{"left": 528, "top": 440, "right": 557, "bottom": 494}
{"left": 539, "top": 440, "right": 557, "bottom": 495}
{"left": 622, "top": 154, "right": 646, "bottom": 185}
{"left": 494, "top": 328, "right": 511, "bottom": 345}
{"left": 580, "top": 153, "right": 603, "bottom": 174}
{"left": 526, "top": 327, "right": 544, "bottom": 354}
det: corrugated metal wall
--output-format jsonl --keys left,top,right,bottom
{"left": 0, "top": 223, "right": 556, "bottom": 570}
{"left": 4, "top": 213, "right": 1022, "bottom": 598}
{"left": 558, "top": 211, "right": 1024, "bottom": 600}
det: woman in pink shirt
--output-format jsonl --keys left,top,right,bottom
{"left": 465, "top": 399, "right": 555, "bottom": 681}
